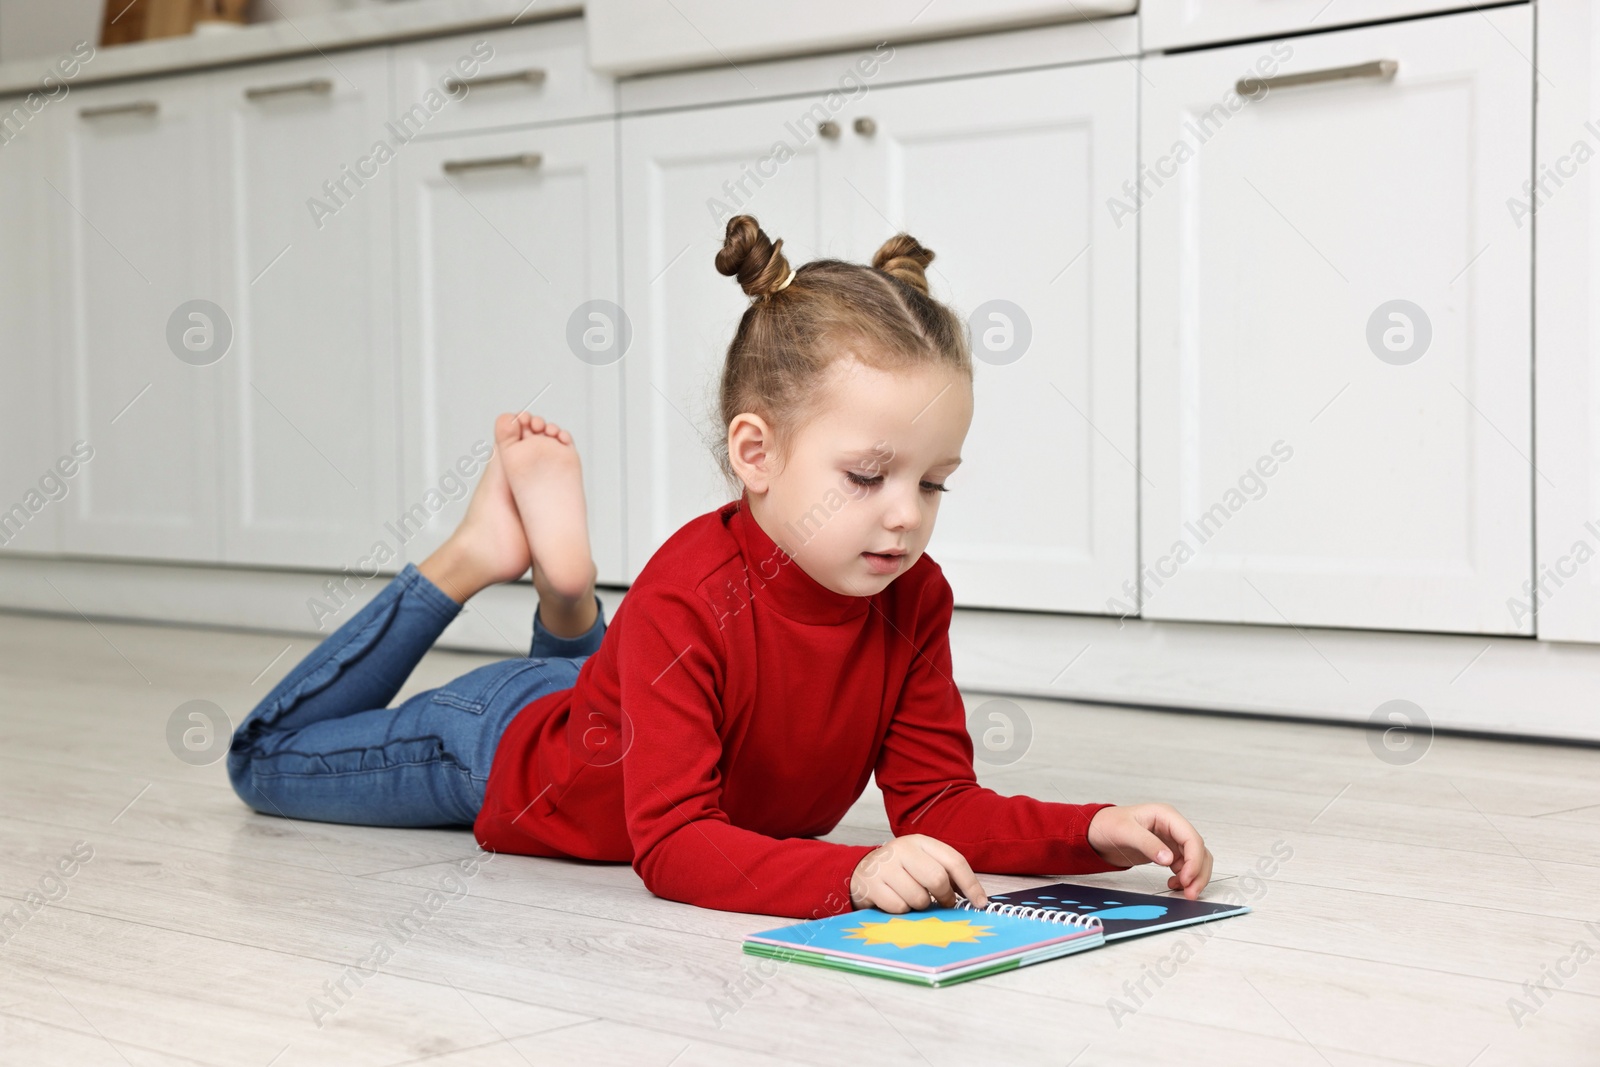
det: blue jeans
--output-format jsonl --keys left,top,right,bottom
{"left": 227, "top": 562, "right": 606, "bottom": 828}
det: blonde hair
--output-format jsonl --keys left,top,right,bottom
{"left": 710, "top": 214, "right": 972, "bottom": 490}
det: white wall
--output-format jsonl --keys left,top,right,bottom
{"left": 0, "top": 0, "right": 103, "bottom": 64}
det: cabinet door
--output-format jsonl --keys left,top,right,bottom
{"left": 1533, "top": 0, "right": 1600, "bottom": 642}
{"left": 395, "top": 121, "right": 624, "bottom": 583}
{"left": 0, "top": 104, "right": 61, "bottom": 555}
{"left": 1139, "top": 8, "right": 1533, "bottom": 635}
{"left": 844, "top": 62, "right": 1139, "bottom": 612}
{"left": 619, "top": 98, "right": 853, "bottom": 579}
{"left": 211, "top": 51, "right": 399, "bottom": 568}
{"left": 45, "top": 74, "right": 221, "bottom": 562}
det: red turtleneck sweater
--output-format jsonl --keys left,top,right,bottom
{"left": 473, "top": 494, "right": 1126, "bottom": 919}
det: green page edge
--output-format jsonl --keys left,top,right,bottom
{"left": 742, "top": 941, "right": 1022, "bottom": 988}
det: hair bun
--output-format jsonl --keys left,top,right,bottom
{"left": 871, "top": 233, "right": 935, "bottom": 296}
{"left": 715, "top": 215, "right": 793, "bottom": 300}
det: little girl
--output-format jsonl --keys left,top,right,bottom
{"left": 228, "top": 215, "right": 1213, "bottom": 920}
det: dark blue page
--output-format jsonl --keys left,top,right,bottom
{"left": 963, "top": 882, "right": 1250, "bottom": 941}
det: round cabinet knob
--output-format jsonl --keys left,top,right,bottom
{"left": 818, "top": 120, "right": 841, "bottom": 139}
{"left": 854, "top": 117, "right": 877, "bottom": 137}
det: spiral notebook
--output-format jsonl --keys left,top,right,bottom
{"left": 743, "top": 883, "right": 1248, "bottom": 988}
{"left": 971, "top": 882, "right": 1251, "bottom": 941}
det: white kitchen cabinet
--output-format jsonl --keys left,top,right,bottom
{"left": 1532, "top": 0, "right": 1600, "bottom": 643}
{"left": 1141, "top": 0, "right": 1482, "bottom": 52}
{"left": 0, "top": 102, "right": 60, "bottom": 555}
{"left": 1139, "top": 8, "right": 1534, "bottom": 635}
{"left": 619, "top": 62, "right": 1140, "bottom": 611}
{"left": 842, "top": 62, "right": 1139, "bottom": 612}
{"left": 619, "top": 94, "right": 855, "bottom": 580}
{"left": 394, "top": 120, "right": 625, "bottom": 584}
{"left": 40, "top": 53, "right": 401, "bottom": 570}
{"left": 210, "top": 51, "right": 399, "bottom": 569}
{"left": 43, "top": 73, "right": 222, "bottom": 562}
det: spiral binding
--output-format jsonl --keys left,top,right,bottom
{"left": 951, "top": 897, "right": 1104, "bottom": 930}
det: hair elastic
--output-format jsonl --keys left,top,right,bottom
{"left": 752, "top": 267, "right": 796, "bottom": 303}
{"left": 756, "top": 266, "right": 797, "bottom": 301}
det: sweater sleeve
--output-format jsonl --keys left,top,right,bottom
{"left": 873, "top": 566, "right": 1130, "bottom": 877}
{"left": 618, "top": 581, "right": 878, "bottom": 919}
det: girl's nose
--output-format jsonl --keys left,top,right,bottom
{"left": 884, "top": 485, "right": 923, "bottom": 532}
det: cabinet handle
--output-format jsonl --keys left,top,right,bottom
{"left": 244, "top": 77, "right": 333, "bottom": 101}
{"left": 443, "top": 68, "right": 547, "bottom": 94}
{"left": 442, "top": 151, "right": 543, "bottom": 175}
{"left": 854, "top": 116, "right": 876, "bottom": 136}
{"left": 1236, "top": 59, "right": 1398, "bottom": 98}
{"left": 79, "top": 101, "right": 158, "bottom": 119}
{"left": 818, "top": 120, "right": 841, "bottom": 139}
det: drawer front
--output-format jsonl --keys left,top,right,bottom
{"left": 589, "top": 0, "right": 1137, "bottom": 76}
{"left": 1142, "top": 0, "right": 1489, "bottom": 52}
{"left": 392, "top": 17, "right": 614, "bottom": 138}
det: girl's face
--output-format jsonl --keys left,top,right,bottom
{"left": 734, "top": 355, "right": 973, "bottom": 598}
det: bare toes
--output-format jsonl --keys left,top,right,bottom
{"left": 528, "top": 415, "right": 546, "bottom": 434}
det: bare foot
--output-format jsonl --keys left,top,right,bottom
{"left": 500, "top": 413, "right": 599, "bottom": 636}
{"left": 418, "top": 414, "right": 533, "bottom": 603}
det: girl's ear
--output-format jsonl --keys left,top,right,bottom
{"left": 728, "top": 412, "right": 775, "bottom": 494}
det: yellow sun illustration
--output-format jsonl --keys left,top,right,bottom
{"left": 842, "top": 916, "right": 995, "bottom": 949}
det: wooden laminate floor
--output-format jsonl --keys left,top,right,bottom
{"left": 1, "top": 610, "right": 1597, "bottom": 1066}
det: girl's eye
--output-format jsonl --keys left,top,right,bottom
{"left": 844, "top": 471, "right": 948, "bottom": 493}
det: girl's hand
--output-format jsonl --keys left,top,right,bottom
{"left": 1087, "top": 803, "right": 1214, "bottom": 900}
{"left": 849, "top": 834, "right": 991, "bottom": 913}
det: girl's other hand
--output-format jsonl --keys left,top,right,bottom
{"left": 849, "top": 834, "right": 990, "bottom": 913}
{"left": 1086, "top": 803, "right": 1214, "bottom": 900}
